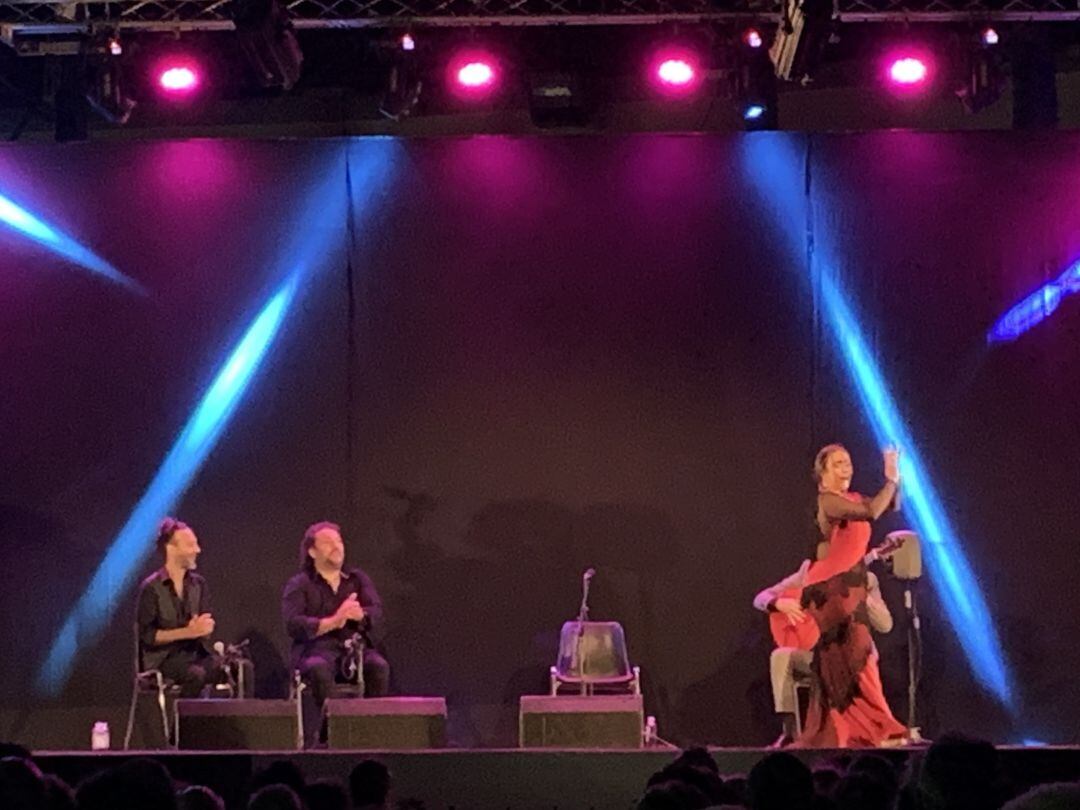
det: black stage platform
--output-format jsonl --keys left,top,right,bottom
{"left": 33, "top": 746, "right": 1080, "bottom": 810}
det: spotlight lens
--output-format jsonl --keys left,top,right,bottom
{"left": 889, "top": 57, "right": 928, "bottom": 85}
{"left": 108, "top": 38, "right": 123, "bottom": 57}
{"left": 401, "top": 33, "right": 416, "bottom": 51}
{"left": 744, "top": 29, "right": 764, "bottom": 49}
{"left": 744, "top": 104, "right": 766, "bottom": 120}
{"left": 982, "top": 27, "right": 1000, "bottom": 46}
{"left": 658, "top": 59, "right": 695, "bottom": 86}
{"left": 159, "top": 66, "right": 199, "bottom": 93}
{"left": 458, "top": 61, "right": 495, "bottom": 88}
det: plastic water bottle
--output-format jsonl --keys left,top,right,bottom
{"left": 643, "top": 715, "right": 657, "bottom": 747}
{"left": 91, "top": 721, "right": 110, "bottom": 751}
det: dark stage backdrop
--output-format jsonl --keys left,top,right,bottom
{"left": 1, "top": 133, "right": 1078, "bottom": 749}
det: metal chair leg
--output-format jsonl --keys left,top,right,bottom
{"left": 154, "top": 675, "right": 170, "bottom": 747}
{"left": 292, "top": 670, "right": 305, "bottom": 750}
{"left": 123, "top": 681, "right": 141, "bottom": 750}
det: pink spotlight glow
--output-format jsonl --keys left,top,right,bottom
{"left": 658, "top": 59, "right": 695, "bottom": 86}
{"left": 158, "top": 64, "right": 200, "bottom": 94}
{"left": 447, "top": 50, "right": 500, "bottom": 98}
{"left": 457, "top": 61, "right": 495, "bottom": 88}
{"left": 743, "top": 28, "right": 764, "bottom": 49}
{"left": 650, "top": 49, "right": 703, "bottom": 95}
{"left": 889, "top": 57, "right": 929, "bottom": 85}
{"left": 982, "top": 27, "right": 1000, "bottom": 46}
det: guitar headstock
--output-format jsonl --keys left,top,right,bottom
{"left": 873, "top": 534, "right": 907, "bottom": 561}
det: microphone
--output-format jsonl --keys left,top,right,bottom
{"left": 583, "top": 567, "right": 596, "bottom": 581}
{"left": 213, "top": 641, "right": 225, "bottom": 656}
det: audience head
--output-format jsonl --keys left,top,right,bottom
{"left": 834, "top": 772, "right": 895, "bottom": 810}
{"left": 0, "top": 756, "right": 46, "bottom": 810}
{"left": 42, "top": 774, "right": 76, "bottom": 810}
{"left": 252, "top": 761, "right": 306, "bottom": 798}
{"left": 305, "top": 779, "right": 349, "bottom": 810}
{"left": 673, "top": 747, "right": 719, "bottom": 775}
{"left": 248, "top": 784, "right": 303, "bottom": 810}
{"left": 349, "top": 760, "right": 390, "bottom": 809}
{"left": 1002, "top": 782, "right": 1080, "bottom": 810}
{"left": 748, "top": 752, "right": 813, "bottom": 810}
{"left": 637, "top": 780, "right": 712, "bottom": 810}
{"left": 647, "top": 764, "right": 725, "bottom": 805}
{"left": 917, "top": 732, "right": 1001, "bottom": 810}
{"left": 177, "top": 785, "right": 226, "bottom": 810}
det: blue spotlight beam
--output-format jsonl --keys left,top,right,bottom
{"left": 744, "top": 134, "right": 1013, "bottom": 705}
{"left": 987, "top": 259, "right": 1080, "bottom": 343}
{"left": 0, "top": 191, "right": 142, "bottom": 293}
{"left": 37, "top": 276, "right": 298, "bottom": 695}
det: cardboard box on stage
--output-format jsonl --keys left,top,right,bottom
{"left": 519, "top": 694, "right": 644, "bottom": 748}
{"left": 177, "top": 699, "right": 299, "bottom": 750}
{"left": 325, "top": 697, "right": 448, "bottom": 749}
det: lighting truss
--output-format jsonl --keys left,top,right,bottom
{"left": 3, "top": 0, "right": 1080, "bottom": 52}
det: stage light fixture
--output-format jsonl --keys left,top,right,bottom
{"left": 889, "top": 57, "right": 928, "bottom": 85}
{"left": 231, "top": 0, "right": 304, "bottom": 90}
{"left": 737, "top": 31, "right": 778, "bottom": 130}
{"left": 528, "top": 71, "right": 593, "bottom": 128}
{"left": 957, "top": 30, "right": 1006, "bottom": 114}
{"left": 648, "top": 47, "right": 704, "bottom": 96}
{"left": 447, "top": 49, "right": 501, "bottom": 99}
{"left": 769, "top": 0, "right": 833, "bottom": 81}
{"left": 743, "top": 28, "right": 764, "bottom": 49}
{"left": 156, "top": 61, "right": 201, "bottom": 95}
{"left": 379, "top": 33, "right": 422, "bottom": 120}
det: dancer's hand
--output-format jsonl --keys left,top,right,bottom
{"left": 774, "top": 597, "right": 806, "bottom": 625}
{"left": 883, "top": 446, "right": 901, "bottom": 484}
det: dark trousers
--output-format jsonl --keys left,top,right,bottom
{"left": 159, "top": 652, "right": 224, "bottom": 698}
{"left": 299, "top": 650, "right": 390, "bottom": 707}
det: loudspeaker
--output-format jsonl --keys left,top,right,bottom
{"left": 177, "top": 699, "right": 299, "bottom": 750}
{"left": 887, "top": 530, "right": 922, "bottom": 580}
{"left": 325, "top": 697, "right": 447, "bottom": 749}
{"left": 519, "top": 695, "right": 643, "bottom": 748}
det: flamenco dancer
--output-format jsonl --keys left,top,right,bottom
{"left": 795, "top": 443, "right": 908, "bottom": 747}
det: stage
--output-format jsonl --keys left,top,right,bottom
{"left": 32, "top": 746, "right": 1080, "bottom": 810}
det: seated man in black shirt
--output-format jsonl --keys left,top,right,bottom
{"left": 282, "top": 521, "right": 389, "bottom": 709}
{"left": 135, "top": 518, "right": 222, "bottom": 697}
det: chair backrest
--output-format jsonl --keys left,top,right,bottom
{"left": 555, "top": 621, "right": 631, "bottom": 681}
{"left": 133, "top": 621, "right": 144, "bottom": 674}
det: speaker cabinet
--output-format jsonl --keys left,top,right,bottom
{"left": 177, "top": 699, "right": 299, "bottom": 750}
{"left": 325, "top": 697, "right": 447, "bottom": 749}
{"left": 519, "top": 695, "right": 643, "bottom": 748}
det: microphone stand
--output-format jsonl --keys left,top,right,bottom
{"left": 904, "top": 583, "right": 923, "bottom": 742}
{"left": 576, "top": 574, "right": 592, "bottom": 696}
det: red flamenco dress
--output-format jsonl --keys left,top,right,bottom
{"left": 794, "top": 488, "right": 907, "bottom": 748}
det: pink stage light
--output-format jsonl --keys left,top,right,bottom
{"left": 658, "top": 58, "right": 695, "bottom": 86}
{"left": 447, "top": 50, "right": 500, "bottom": 98}
{"left": 158, "top": 63, "right": 200, "bottom": 94}
{"left": 650, "top": 49, "right": 703, "bottom": 95}
{"left": 743, "top": 28, "right": 764, "bottom": 49}
{"left": 457, "top": 61, "right": 495, "bottom": 88}
{"left": 981, "top": 27, "right": 1000, "bottom": 46}
{"left": 888, "top": 57, "right": 929, "bottom": 86}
